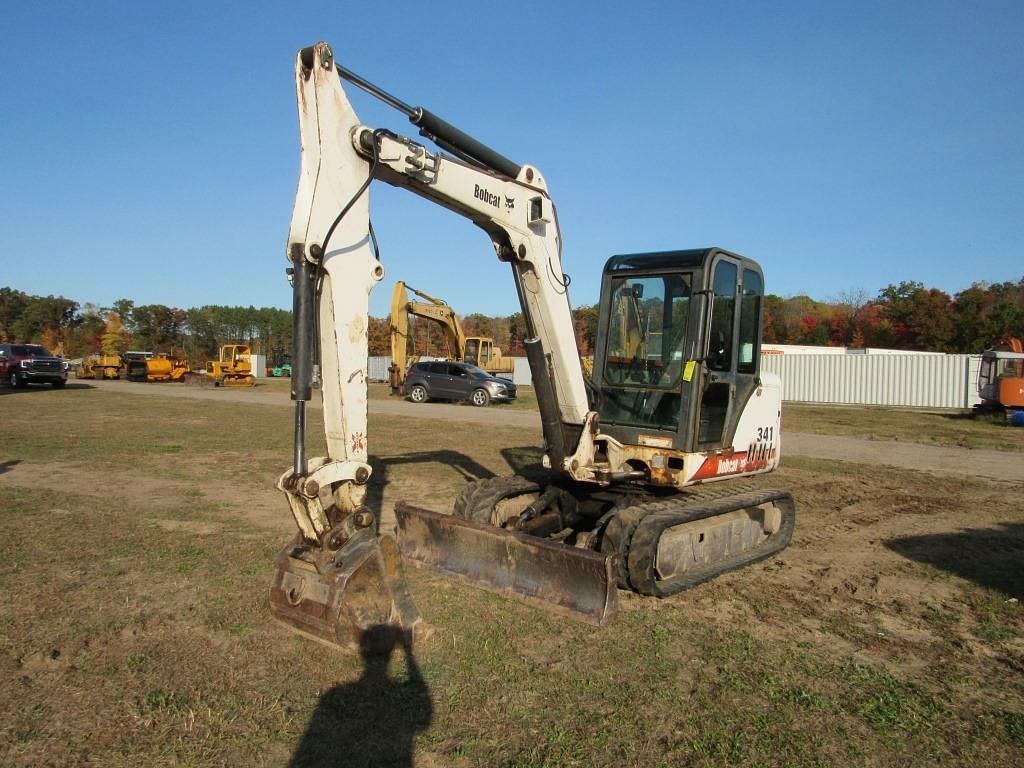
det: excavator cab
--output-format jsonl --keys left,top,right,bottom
{"left": 463, "top": 337, "right": 488, "bottom": 367}
{"left": 977, "top": 337, "right": 1024, "bottom": 412}
{"left": 593, "top": 248, "right": 765, "bottom": 455}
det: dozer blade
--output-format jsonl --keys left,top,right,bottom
{"left": 182, "top": 372, "right": 215, "bottom": 387}
{"left": 394, "top": 501, "right": 618, "bottom": 626}
{"left": 270, "top": 529, "right": 427, "bottom": 652}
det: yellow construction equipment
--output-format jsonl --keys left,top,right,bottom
{"left": 464, "top": 336, "right": 514, "bottom": 377}
{"left": 388, "top": 281, "right": 514, "bottom": 394}
{"left": 75, "top": 353, "right": 121, "bottom": 380}
{"left": 126, "top": 353, "right": 191, "bottom": 382}
{"left": 183, "top": 344, "right": 255, "bottom": 387}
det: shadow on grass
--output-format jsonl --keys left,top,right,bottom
{"left": 289, "top": 624, "right": 432, "bottom": 768}
{"left": 886, "top": 521, "right": 1024, "bottom": 598}
{"left": 0, "top": 382, "right": 95, "bottom": 396}
{"left": 501, "top": 446, "right": 545, "bottom": 474}
{"left": 0, "top": 459, "right": 21, "bottom": 474}
{"left": 937, "top": 410, "right": 982, "bottom": 422}
{"left": 365, "top": 450, "right": 497, "bottom": 512}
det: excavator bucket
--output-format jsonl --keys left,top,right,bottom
{"left": 270, "top": 529, "right": 427, "bottom": 652}
{"left": 394, "top": 502, "right": 619, "bottom": 626}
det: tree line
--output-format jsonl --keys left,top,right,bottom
{"left": 0, "top": 288, "right": 292, "bottom": 364}
{"left": 2, "top": 277, "right": 1021, "bottom": 363}
{"left": 762, "top": 279, "right": 1024, "bottom": 352}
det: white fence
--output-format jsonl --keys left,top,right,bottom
{"left": 371, "top": 353, "right": 983, "bottom": 409}
{"left": 761, "top": 353, "right": 982, "bottom": 409}
{"left": 368, "top": 356, "right": 392, "bottom": 382}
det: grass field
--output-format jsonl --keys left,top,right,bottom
{"left": 260, "top": 377, "right": 1024, "bottom": 453}
{"left": 2, "top": 384, "right": 1022, "bottom": 767}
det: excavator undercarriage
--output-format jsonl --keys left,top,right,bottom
{"left": 395, "top": 476, "right": 794, "bottom": 625}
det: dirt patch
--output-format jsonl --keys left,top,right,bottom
{"left": 3, "top": 375, "right": 1024, "bottom": 766}
{"left": 1, "top": 460, "right": 293, "bottom": 536}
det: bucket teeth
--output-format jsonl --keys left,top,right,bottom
{"left": 269, "top": 529, "right": 427, "bottom": 652}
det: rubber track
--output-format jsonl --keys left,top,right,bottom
{"left": 452, "top": 477, "right": 793, "bottom": 597}
{"left": 452, "top": 475, "right": 541, "bottom": 523}
{"left": 623, "top": 489, "right": 796, "bottom": 597}
{"left": 601, "top": 482, "right": 761, "bottom": 589}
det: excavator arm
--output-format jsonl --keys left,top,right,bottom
{"left": 291, "top": 41, "right": 598, "bottom": 477}
{"left": 270, "top": 41, "right": 613, "bottom": 648}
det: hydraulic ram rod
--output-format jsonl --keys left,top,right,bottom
{"left": 334, "top": 62, "right": 523, "bottom": 180}
{"left": 289, "top": 243, "right": 316, "bottom": 476}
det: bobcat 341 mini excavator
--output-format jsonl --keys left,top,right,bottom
{"left": 270, "top": 42, "right": 795, "bottom": 651}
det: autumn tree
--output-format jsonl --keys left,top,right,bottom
{"left": 101, "top": 312, "right": 127, "bottom": 355}
{"left": 572, "top": 305, "right": 599, "bottom": 355}
{"left": 762, "top": 295, "right": 787, "bottom": 343}
{"left": 877, "top": 281, "right": 956, "bottom": 351}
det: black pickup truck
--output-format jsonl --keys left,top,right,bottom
{"left": 0, "top": 343, "right": 69, "bottom": 388}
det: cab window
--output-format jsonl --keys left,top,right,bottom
{"left": 707, "top": 261, "right": 737, "bottom": 372}
{"left": 737, "top": 269, "right": 762, "bottom": 374}
{"left": 603, "top": 274, "right": 691, "bottom": 388}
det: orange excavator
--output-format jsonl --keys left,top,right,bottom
{"left": 977, "top": 336, "right": 1024, "bottom": 419}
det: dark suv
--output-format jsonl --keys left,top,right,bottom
{"left": 0, "top": 343, "right": 69, "bottom": 388}
{"left": 403, "top": 361, "right": 516, "bottom": 406}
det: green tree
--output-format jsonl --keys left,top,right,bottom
{"left": 0, "top": 287, "right": 29, "bottom": 341}
{"left": 877, "top": 281, "right": 955, "bottom": 351}
{"left": 131, "top": 304, "right": 187, "bottom": 351}
{"left": 11, "top": 294, "right": 79, "bottom": 345}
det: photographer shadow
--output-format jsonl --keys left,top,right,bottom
{"left": 288, "top": 625, "right": 432, "bottom": 768}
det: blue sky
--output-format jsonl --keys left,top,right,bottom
{"left": 2, "top": 1, "right": 1021, "bottom": 317}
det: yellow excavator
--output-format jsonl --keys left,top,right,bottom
{"left": 388, "top": 280, "right": 514, "bottom": 394}
{"left": 183, "top": 344, "right": 255, "bottom": 388}
{"left": 269, "top": 42, "right": 794, "bottom": 651}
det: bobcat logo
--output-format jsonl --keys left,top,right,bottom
{"left": 505, "top": 196, "right": 515, "bottom": 212}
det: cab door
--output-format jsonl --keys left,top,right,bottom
{"left": 695, "top": 256, "right": 764, "bottom": 450}
{"left": 478, "top": 340, "right": 492, "bottom": 368}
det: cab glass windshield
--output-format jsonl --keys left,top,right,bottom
{"left": 12, "top": 345, "right": 51, "bottom": 356}
{"left": 602, "top": 274, "right": 691, "bottom": 388}
{"left": 599, "top": 273, "right": 692, "bottom": 430}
